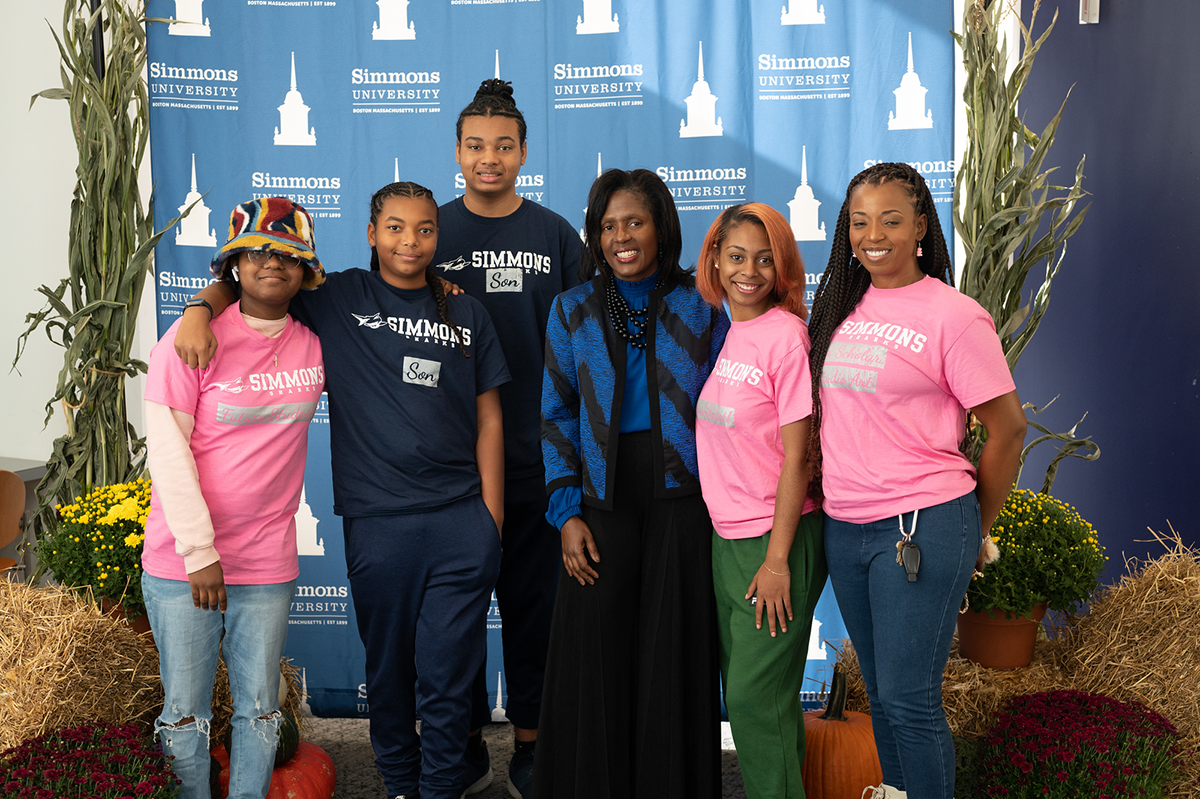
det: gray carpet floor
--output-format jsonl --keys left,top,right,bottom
{"left": 303, "top": 716, "right": 748, "bottom": 798}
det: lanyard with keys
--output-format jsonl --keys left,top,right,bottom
{"left": 895, "top": 509, "right": 920, "bottom": 582}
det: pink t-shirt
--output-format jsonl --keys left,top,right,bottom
{"left": 818, "top": 276, "right": 1015, "bottom": 522}
{"left": 697, "top": 307, "right": 818, "bottom": 539}
{"left": 142, "top": 305, "right": 324, "bottom": 583}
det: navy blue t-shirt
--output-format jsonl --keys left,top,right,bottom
{"left": 291, "top": 269, "right": 510, "bottom": 517}
{"left": 432, "top": 197, "right": 582, "bottom": 487}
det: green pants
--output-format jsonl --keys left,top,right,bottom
{"left": 713, "top": 512, "right": 827, "bottom": 799}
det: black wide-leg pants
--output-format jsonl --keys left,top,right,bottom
{"left": 532, "top": 431, "right": 722, "bottom": 799}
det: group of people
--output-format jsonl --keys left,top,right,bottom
{"left": 140, "top": 77, "right": 1025, "bottom": 799}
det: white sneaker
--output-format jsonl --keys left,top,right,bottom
{"left": 862, "top": 785, "right": 908, "bottom": 799}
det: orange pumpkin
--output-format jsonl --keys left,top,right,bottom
{"left": 211, "top": 740, "right": 336, "bottom": 799}
{"left": 801, "top": 666, "right": 883, "bottom": 799}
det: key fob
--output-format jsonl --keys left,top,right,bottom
{"left": 900, "top": 541, "right": 921, "bottom": 582}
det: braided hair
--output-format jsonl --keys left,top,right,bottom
{"left": 456, "top": 78, "right": 527, "bottom": 144}
{"left": 369, "top": 181, "right": 469, "bottom": 358}
{"left": 805, "top": 162, "right": 952, "bottom": 500}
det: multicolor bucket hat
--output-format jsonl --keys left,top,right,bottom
{"left": 210, "top": 197, "right": 325, "bottom": 289}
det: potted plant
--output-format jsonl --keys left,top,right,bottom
{"left": 974, "top": 690, "right": 1183, "bottom": 798}
{"left": 958, "top": 488, "right": 1106, "bottom": 669}
{"left": 32, "top": 478, "right": 152, "bottom": 626}
{"left": 0, "top": 720, "right": 179, "bottom": 798}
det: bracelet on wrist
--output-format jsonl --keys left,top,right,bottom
{"left": 764, "top": 564, "right": 789, "bottom": 577}
{"left": 184, "top": 297, "right": 214, "bottom": 318}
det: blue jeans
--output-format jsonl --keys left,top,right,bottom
{"left": 142, "top": 572, "right": 295, "bottom": 799}
{"left": 824, "top": 492, "right": 979, "bottom": 799}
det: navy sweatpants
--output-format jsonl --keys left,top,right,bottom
{"left": 345, "top": 495, "right": 502, "bottom": 799}
{"left": 470, "top": 475, "right": 561, "bottom": 731}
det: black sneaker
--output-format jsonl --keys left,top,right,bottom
{"left": 460, "top": 736, "right": 493, "bottom": 797}
{"left": 506, "top": 748, "right": 534, "bottom": 799}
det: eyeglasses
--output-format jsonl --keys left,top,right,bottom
{"left": 244, "top": 250, "right": 303, "bottom": 269}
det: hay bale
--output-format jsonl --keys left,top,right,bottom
{"left": 833, "top": 637, "right": 1073, "bottom": 740}
{"left": 1060, "top": 526, "right": 1200, "bottom": 794}
{"left": 0, "top": 581, "right": 161, "bottom": 749}
{"left": 831, "top": 527, "right": 1199, "bottom": 796}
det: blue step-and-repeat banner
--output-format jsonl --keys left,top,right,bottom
{"left": 147, "top": 0, "right": 954, "bottom": 718}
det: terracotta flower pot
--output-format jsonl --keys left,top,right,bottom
{"left": 956, "top": 601, "right": 1047, "bottom": 670}
{"left": 99, "top": 595, "right": 154, "bottom": 640}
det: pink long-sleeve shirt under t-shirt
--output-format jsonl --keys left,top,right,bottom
{"left": 697, "top": 307, "right": 818, "bottom": 540}
{"left": 817, "top": 276, "right": 1015, "bottom": 523}
{"left": 141, "top": 305, "right": 324, "bottom": 583}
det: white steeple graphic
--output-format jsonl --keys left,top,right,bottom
{"left": 680, "top": 41, "right": 723, "bottom": 138}
{"left": 169, "top": 0, "right": 210, "bottom": 36}
{"left": 295, "top": 487, "right": 325, "bottom": 557}
{"left": 394, "top": 157, "right": 401, "bottom": 183}
{"left": 491, "top": 671, "right": 508, "bottom": 722}
{"left": 576, "top": 0, "right": 619, "bottom": 35}
{"left": 495, "top": 50, "right": 501, "bottom": 79}
{"left": 373, "top": 0, "right": 416, "bottom": 40}
{"left": 580, "top": 152, "right": 604, "bottom": 240}
{"left": 787, "top": 146, "right": 826, "bottom": 242}
{"left": 888, "top": 32, "right": 933, "bottom": 130}
{"left": 807, "top": 616, "right": 827, "bottom": 660}
{"left": 274, "top": 53, "right": 317, "bottom": 146}
{"left": 781, "top": 0, "right": 825, "bottom": 25}
{"left": 175, "top": 154, "right": 217, "bottom": 247}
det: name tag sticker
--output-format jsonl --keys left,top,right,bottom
{"left": 403, "top": 356, "right": 442, "bottom": 388}
{"left": 486, "top": 268, "right": 523, "bottom": 293}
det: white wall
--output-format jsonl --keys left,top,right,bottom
{"left": 0, "top": 1, "right": 155, "bottom": 465}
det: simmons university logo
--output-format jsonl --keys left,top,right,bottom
{"left": 788, "top": 146, "right": 825, "bottom": 242}
{"left": 168, "top": 0, "right": 210, "bottom": 36}
{"left": 781, "top": 0, "right": 825, "bottom": 25}
{"left": 351, "top": 65, "right": 441, "bottom": 114}
{"left": 175, "top": 154, "right": 217, "bottom": 248}
{"left": 680, "top": 42, "right": 722, "bottom": 138}
{"left": 275, "top": 53, "right": 317, "bottom": 146}
{"left": 157, "top": 270, "right": 218, "bottom": 315}
{"left": 149, "top": 60, "right": 239, "bottom": 112}
{"left": 374, "top": 0, "right": 416, "bottom": 40}
{"left": 251, "top": 171, "right": 342, "bottom": 216}
{"left": 656, "top": 164, "right": 747, "bottom": 214}
{"left": 888, "top": 33, "right": 933, "bottom": 130}
{"left": 553, "top": 60, "right": 645, "bottom": 111}
{"left": 290, "top": 583, "right": 350, "bottom": 629}
{"left": 577, "top": 0, "right": 618, "bottom": 34}
{"left": 757, "top": 52, "right": 850, "bottom": 102}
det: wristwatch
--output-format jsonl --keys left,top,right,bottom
{"left": 184, "top": 298, "right": 214, "bottom": 318}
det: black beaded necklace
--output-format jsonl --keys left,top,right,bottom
{"left": 605, "top": 270, "right": 661, "bottom": 350}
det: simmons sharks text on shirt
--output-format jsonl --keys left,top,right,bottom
{"left": 431, "top": 197, "right": 582, "bottom": 485}
{"left": 289, "top": 269, "right": 510, "bottom": 517}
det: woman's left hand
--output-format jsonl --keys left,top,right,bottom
{"left": 747, "top": 563, "right": 793, "bottom": 636}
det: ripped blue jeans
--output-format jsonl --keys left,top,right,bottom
{"left": 142, "top": 572, "right": 295, "bottom": 799}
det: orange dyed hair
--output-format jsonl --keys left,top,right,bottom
{"left": 695, "top": 202, "right": 808, "bottom": 321}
